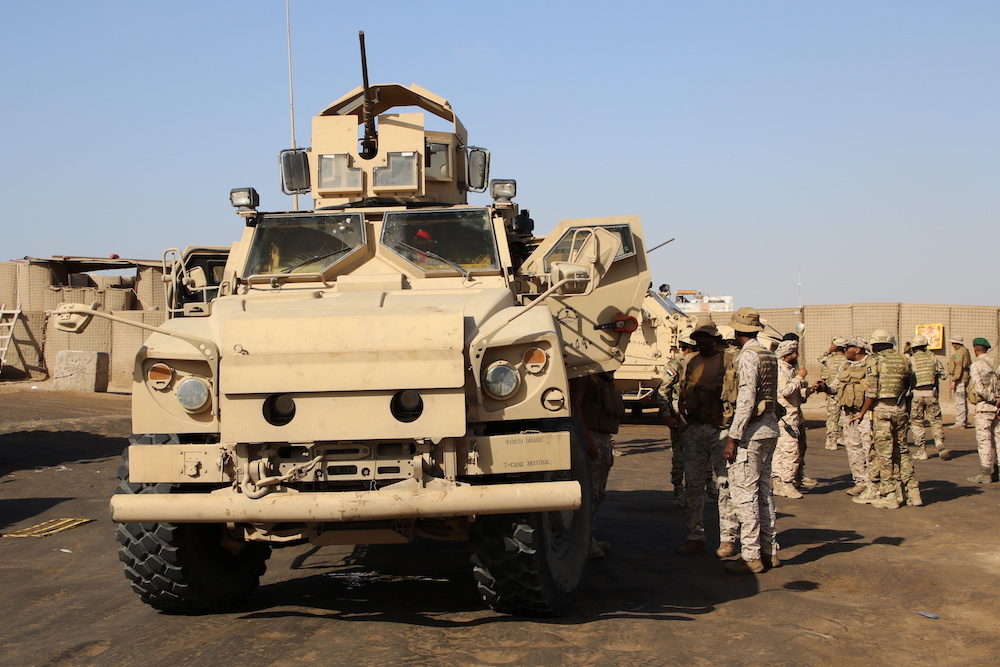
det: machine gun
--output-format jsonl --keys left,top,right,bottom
{"left": 358, "top": 31, "right": 378, "bottom": 159}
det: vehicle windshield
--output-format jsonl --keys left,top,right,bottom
{"left": 242, "top": 213, "right": 365, "bottom": 276}
{"left": 381, "top": 209, "right": 500, "bottom": 274}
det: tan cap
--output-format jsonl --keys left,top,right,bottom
{"left": 692, "top": 319, "right": 719, "bottom": 338}
{"left": 717, "top": 325, "right": 736, "bottom": 341}
{"left": 730, "top": 307, "right": 764, "bottom": 334}
{"left": 949, "top": 335, "right": 964, "bottom": 344}
{"left": 832, "top": 336, "right": 846, "bottom": 347}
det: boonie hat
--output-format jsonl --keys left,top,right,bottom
{"left": 973, "top": 337, "right": 991, "bottom": 349}
{"left": 844, "top": 336, "right": 868, "bottom": 350}
{"left": 832, "top": 336, "right": 847, "bottom": 347}
{"left": 950, "top": 335, "right": 964, "bottom": 344}
{"left": 717, "top": 325, "right": 736, "bottom": 341}
{"left": 692, "top": 319, "right": 719, "bottom": 338}
{"left": 730, "top": 307, "right": 764, "bottom": 334}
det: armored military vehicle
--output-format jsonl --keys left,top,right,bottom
{"left": 56, "top": 36, "right": 650, "bottom": 616}
{"left": 615, "top": 288, "right": 694, "bottom": 415}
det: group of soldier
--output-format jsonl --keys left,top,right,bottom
{"left": 649, "top": 311, "right": 1000, "bottom": 575}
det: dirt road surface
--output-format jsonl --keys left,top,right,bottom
{"left": 1, "top": 387, "right": 998, "bottom": 666}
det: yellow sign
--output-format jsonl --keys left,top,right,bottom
{"left": 915, "top": 323, "right": 944, "bottom": 350}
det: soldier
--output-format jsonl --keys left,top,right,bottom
{"left": 571, "top": 371, "right": 625, "bottom": 558}
{"left": 851, "top": 329, "right": 919, "bottom": 509}
{"left": 908, "top": 334, "right": 951, "bottom": 461}
{"left": 658, "top": 327, "right": 696, "bottom": 507}
{"left": 966, "top": 338, "right": 1000, "bottom": 484}
{"left": 722, "top": 308, "right": 780, "bottom": 574}
{"left": 819, "top": 337, "right": 847, "bottom": 450}
{"left": 814, "top": 337, "right": 876, "bottom": 498}
{"left": 772, "top": 339, "right": 810, "bottom": 499}
{"left": 674, "top": 320, "right": 738, "bottom": 558}
{"left": 947, "top": 335, "right": 973, "bottom": 429}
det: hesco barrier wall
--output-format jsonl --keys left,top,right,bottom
{"left": 0, "top": 259, "right": 165, "bottom": 389}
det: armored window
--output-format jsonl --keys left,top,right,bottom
{"left": 317, "top": 154, "right": 363, "bottom": 192}
{"left": 542, "top": 224, "right": 635, "bottom": 271}
{"left": 381, "top": 208, "right": 500, "bottom": 274}
{"left": 373, "top": 151, "right": 419, "bottom": 191}
{"left": 242, "top": 212, "right": 366, "bottom": 277}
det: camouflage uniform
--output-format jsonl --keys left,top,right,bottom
{"left": 677, "top": 352, "right": 737, "bottom": 546}
{"left": 825, "top": 356, "right": 874, "bottom": 488}
{"left": 727, "top": 338, "right": 779, "bottom": 562}
{"left": 947, "top": 342, "right": 972, "bottom": 427}
{"left": 908, "top": 349, "right": 947, "bottom": 458}
{"left": 969, "top": 351, "right": 1000, "bottom": 472}
{"left": 657, "top": 351, "right": 687, "bottom": 489}
{"left": 865, "top": 348, "right": 918, "bottom": 504}
{"left": 773, "top": 356, "right": 808, "bottom": 486}
{"left": 819, "top": 348, "right": 846, "bottom": 449}
{"left": 579, "top": 374, "right": 624, "bottom": 528}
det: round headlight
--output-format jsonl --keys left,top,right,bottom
{"left": 176, "top": 377, "right": 211, "bottom": 413}
{"left": 483, "top": 361, "right": 521, "bottom": 400}
{"left": 147, "top": 362, "right": 174, "bottom": 390}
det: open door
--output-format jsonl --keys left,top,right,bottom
{"left": 519, "top": 216, "right": 651, "bottom": 378}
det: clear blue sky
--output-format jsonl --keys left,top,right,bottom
{"left": 1, "top": 1, "right": 996, "bottom": 308}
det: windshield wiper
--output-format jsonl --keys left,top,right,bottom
{"left": 395, "top": 241, "right": 471, "bottom": 280}
{"left": 281, "top": 246, "right": 352, "bottom": 273}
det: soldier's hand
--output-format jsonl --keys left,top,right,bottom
{"left": 950, "top": 381, "right": 956, "bottom": 391}
{"left": 724, "top": 437, "right": 737, "bottom": 462}
{"left": 797, "top": 368, "right": 808, "bottom": 379}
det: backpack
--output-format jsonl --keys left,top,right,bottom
{"left": 968, "top": 355, "right": 1000, "bottom": 405}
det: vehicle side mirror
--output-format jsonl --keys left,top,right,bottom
{"left": 54, "top": 302, "right": 100, "bottom": 334}
{"left": 184, "top": 266, "right": 208, "bottom": 290}
{"left": 466, "top": 147, "right": 490, "bottom": 193}
{"left": 280, "top": 149, "right": 311, "bottom": 194}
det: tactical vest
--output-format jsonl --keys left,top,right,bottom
{"left": 910, "top": 350, "right": 937, "bottom": 388}
{"left": 836, "top": 360, "right": 867, "bottom": 409}
{"left": 820, "top": 351, "right": 846, "bottom": 381}
{"left": 681, "top": 352, "right": 728, "bottom": 427}
{"left": 870, "top": 349, "right": 911, "bottom": 400}
{"left": 723, "top": 345, "right": 778, "bottom": 419}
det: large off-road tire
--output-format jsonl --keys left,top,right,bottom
{"left": 115, "top": 435, "right": 271, "bottom": 613}
{"left": 470, "top": 423, "right": 593, "bottom": 617}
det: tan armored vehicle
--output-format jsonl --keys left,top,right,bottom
{"left": 615, "top": 287, "right": 694, "bottom": 415}
{"left": 56, "top": 40, "right": 650, "bottom": 617}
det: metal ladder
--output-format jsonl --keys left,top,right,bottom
{"left": 0, "top": 307, "right": 20, "bottom": 373}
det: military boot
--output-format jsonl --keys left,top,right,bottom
{"left": 911, "top": 444, "right": 928, "bottom": 460}
{"left": 936, "top": 440, "right": 951, "bottom": 461}
{"left": 852, "top": 486, "right": 879, "bottom": 504}
{"left": 967, "top": 467, "right": 993, "bottom": 484}
{"left": 845, "top": 483, "right": 866, "bottom": 496}
{"left": 871, "top": 495, "right": 901, "bottom": 509}
{"left": 716, "top": 541, "right": 736, "bottom": 558}
{"left": 906, "top": 485, "right": 923, "bottom": 506}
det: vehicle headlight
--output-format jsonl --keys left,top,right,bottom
{"left": 483, "top": 361, "right": 520, "bottom": 400}
{"left": 176, "top": 377, "right": 212, "bottom": 413}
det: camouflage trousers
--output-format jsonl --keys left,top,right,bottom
{"left": 591, "top": 431, "right": 614, "bottom": 528}
{"left": 670, "top": 427, "right": 684, "bottom": 488}
{"left": 954, "top": 381, "right": 969, "bottom": 427}
{"left": 973, "top": 406, "right": 1000, "bottom": 468}
{"left": 772, "top": 415, "right": 801, "bottom": 483}
{"left": 841, "top": 408, "right": 872, "bottom": 485}
{"left": 825, "top": 395, "right": 842, "bottom": 447}
{"left": 728, "top": 436, "right": 778, "bottom": 562}
{"left": 910, "top": 394, "right": 943, "bottom": 447}
{"left": 871, "top": 407, "right": 916, "bottom": 498}
{"left": 681, "top": 423, "right": 737, "bottom": 543}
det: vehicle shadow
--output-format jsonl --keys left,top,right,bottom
{"left": 0, "top": 429, "right": 126, "bottom": 477}
{"left": 0, "top": 497, "right": 73, "bottom": 531}
{"left": 240, "top": 489, "right": 760, "bottom": 626}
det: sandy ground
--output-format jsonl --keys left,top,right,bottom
{"left": 1, "top": 387, "right": 998, "bottom": 666}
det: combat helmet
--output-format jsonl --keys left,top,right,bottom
{"left": 911, "top": 334, "right": 929, "bottom": 348}
{"left": 678, "top": 327, "right": 695, "bottom": 347}
{"left": 869, "top": 329, "right": 895, "bottom": 346}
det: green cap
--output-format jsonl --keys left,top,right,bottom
{"left": 973, "top": 337, "right": 991, "bottom": 349}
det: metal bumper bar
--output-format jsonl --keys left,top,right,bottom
{"left": 110, "top": 480, "right": 581, "bottom": 524}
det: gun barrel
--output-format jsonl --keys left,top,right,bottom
{"left": 358, "top": 31, "right": 378, "bottom": 158}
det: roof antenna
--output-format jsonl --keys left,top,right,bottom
{"left": 285, "top": 0, "right": 299, "bottom": 210}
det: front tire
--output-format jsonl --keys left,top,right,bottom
{"left": 115, "top": 435, "right": 271, "bottom": 613}
{"left": 470, "top": 423, "right": 593, "bottom": 616}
